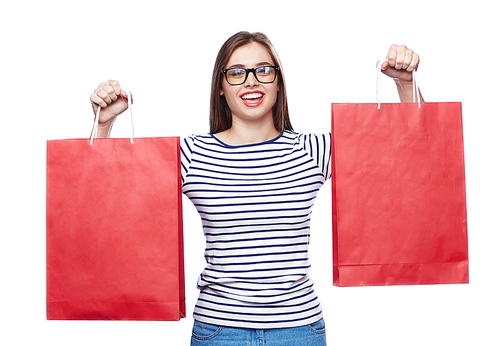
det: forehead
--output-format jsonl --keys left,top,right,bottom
{"left": 226, "top": 42, "right": 274, "bottom": 68}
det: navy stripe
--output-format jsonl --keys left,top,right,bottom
{"left": 206, "top": 242, "right": 309, "bottom": 252}
{"left": 209, "top": 250, "right": 308, "bottom": 259}
{"left": 206, "top": 256, "right": 309, "bottom": 266}
{"left": 190, "top": 188, "right": 321, "bottom": 201}
{"left": 190, "top": 154, "right": 310, "bottom": 175}
{"left": 195, "top": 301, "right": 320, "bottom": 317}
{"left": 193, "top": 310, "right": 323, "bottom": 325}
{"left": 197, "top": 294, "right": 318, "bottom": 308}
{"left": 200, "top": 213, "right": 311, "bottom": 223}
{"left": 193, "top": 147, "right": 304, "bottom": 162}
{"left": 203, "top": 220, "right": 311, "bottom": 230}
{"left": 198, "top": 205, "right": 314, "bottom": 216}
{"left": 200, "top": 290, "right": 317, "bottom": 306}
{"left": 194, "top": 195, "right": 316, "bottom": 210}
{"left": 183, "top": 175, "right": 323, "bottom": 191}
{"left": 205, "top": 227, "right": 310, "bottom": 237}
{"left": 203, "top": 265, "right": 311, "bottom": 274}
{"left": 201, "top": 273, "right": 306, "bottom": 281}
{"left": 206, "top": 234, "right": 309, "bottom": 244}
{"left": 198, "top": 278, "right": 312, "bottom": 293}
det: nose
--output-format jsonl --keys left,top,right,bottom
{"left": 245, "top": 70, "right": 259, "bottom": 87}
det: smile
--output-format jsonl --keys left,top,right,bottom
{"left": 241, "top": 92, "right": 264, "bottom": 107}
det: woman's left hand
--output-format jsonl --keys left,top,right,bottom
{"left": 379, "top": 44, "right": 419, "bottom": 83}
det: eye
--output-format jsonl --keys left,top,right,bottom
{"left": 256, "top": 66, "right": 271, "bottom": 75}
{"left": 228, "top": 68, "right": 246, "bottom": 78}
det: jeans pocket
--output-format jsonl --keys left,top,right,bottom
{"left": 307, "top": 317, "right": 326, "bottom": 334}
{"left": 191, "top": 320, "right": 223, "bottom": 340}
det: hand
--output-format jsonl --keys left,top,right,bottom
{"left": 379, "top": 45, "right": 423, "bottom": 103}
{"left": 379, "top": 44, "right": 420, "bottom": 84}
{"left": 90, "top": 80, "right": 132, "bottom": 128}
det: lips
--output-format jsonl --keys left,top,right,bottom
{"left": 240, "top": 91, "right": 264, "bottom": 107}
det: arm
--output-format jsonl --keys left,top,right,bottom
{"left": 89, "top": 80, "right": 131, "bottom": 138}
{"left": 379, "top": 44, "right": 425, "bottom": 103}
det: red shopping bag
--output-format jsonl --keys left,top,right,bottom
{"left": 331, "top": 101, "right": 469, "bottom": 286}
{"left": 46, "top": 101, "right": 185, "bottom": 320}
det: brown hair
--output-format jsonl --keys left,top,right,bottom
{"left": 209, "top": 31, "right": 292, "bottom": 134}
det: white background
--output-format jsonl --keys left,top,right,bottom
{"left": 1, "top": 0, "right": 499, "bottom": 345}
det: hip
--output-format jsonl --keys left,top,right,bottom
{"left": 190, "top": 317, "right": 327, "bottom": 346}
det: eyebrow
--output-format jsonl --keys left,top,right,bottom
{"left": 228, "top": 62, "right": 273, "bottom": 68}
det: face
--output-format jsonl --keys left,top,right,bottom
{"left": 220, "top": 42, "right": 279, "bottom": 127}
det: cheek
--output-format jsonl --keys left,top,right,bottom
{"left": 269, "top": 87, "right": 279, "bottom": 105}
{"left": 220, "top": 83, "right": 235, "bottom": 98}
{"left": 220, "top": 81, "right": 230, "bottom": 96}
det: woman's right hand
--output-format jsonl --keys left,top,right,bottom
{"left": 90, "top": 80, "right": 131, "bottom": 136}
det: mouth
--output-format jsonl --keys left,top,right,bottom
{"left": 241, "top": 91, "right": 265, "bottom": 107}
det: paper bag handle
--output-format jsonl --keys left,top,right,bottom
{"left": 90, "top": 90, "right": 134, "bottom": 146}
{"left": 376, "top": 59, "right": 421, "bottom": 110}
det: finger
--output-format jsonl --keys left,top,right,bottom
{"left": 401, "top": 49, "right": 413, "bottom": 70}
{"left": 407, "top": 53, "right": 420, "bottom": 72}
{"left": 94, "top": 87, "right": 114, "bottom": 105}
{"left": 386, "top": 44, "right": 399, "bottom": 69}
{"left": 107, "top": 80, "right": 122, "bottom": 100}
{"left": 123, "top": 90, "right": 133, "bottom": 104}
{"left": 107, "top": 80, "right": 132, "bottom": 104}
{"left": 394, "top": 45, "right": 408, "bottom": 70}
{"left": 377, "top": 60, "right": 387, "bottom": 70}
{"left": 90, "top": 93, "right": 108, "bottom": 108}
{"left": 99, "top": 82, "right": 119, "bottom": 103}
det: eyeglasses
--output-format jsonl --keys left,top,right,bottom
{"left": 221, "top": 66, "right": 279, "bottom": 85}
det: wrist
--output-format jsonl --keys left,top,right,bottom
{"left": 393, "top": 78, "right": 413, "bottom": 90}
{"left": 394, "top": 78, "right": 417, "bottom": 103}
{"left": 96, "top": 118, "right": 115, "bottom": 138}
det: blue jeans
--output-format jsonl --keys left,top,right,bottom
{"left": 190, "top": 318, "right": 327, "bottom": 346}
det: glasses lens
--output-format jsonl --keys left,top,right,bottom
{"left": 255, "top": 66, "right": 276, "bottom": 83}
{"left": 226, "top": 68, "right": 247, "bottom": 85}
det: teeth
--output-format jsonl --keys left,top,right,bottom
{"left": 242, "top": 93, "right": 263, "bottom": 100}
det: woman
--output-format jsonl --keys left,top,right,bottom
{"left": 90, "top": 31, "right": 422, "bottom": 346}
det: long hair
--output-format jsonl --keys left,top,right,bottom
{"left": 209, "top": 31, "right": 292, "bottom": 134}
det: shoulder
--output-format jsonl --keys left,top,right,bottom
{"left": 276, "top": 131, "right": 331, "bottom": 149}
{"left": 180, "top": 134, "right": 212, "bottom": 161}
{"left": 182, "top": 133, "right": 212, "bottom": 143}
{"left": 280, "top": 130, "right": 303, "bottom": 144}
{"left": 181, "top": 133, "right": 216, "bottom": 149}
{"left": 291, "top": 132, "right": 331, "bottom": 145}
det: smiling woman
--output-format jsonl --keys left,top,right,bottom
{"left": 209, "top": 32, "right": 292, "bottom": 138}
{"left": 215, "top": 42, "right": 281, "bottom": 145}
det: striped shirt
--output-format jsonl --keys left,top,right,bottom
{"left": 180, "top": 130, "right": 331, "bottom": 329}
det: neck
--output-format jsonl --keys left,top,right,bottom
{"left": 214, "top": 121, "right": 280, "bottom": 146}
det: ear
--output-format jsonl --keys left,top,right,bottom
{"left": 220, "top": 89, "right": 224, "bottom": 96}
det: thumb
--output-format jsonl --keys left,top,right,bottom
{"left": 376, "top": 59, "right": 389, "bottom": 71}
{"left": 120, "top": 90, "right": 134, "bottom": 104}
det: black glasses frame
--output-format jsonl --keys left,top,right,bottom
{"left": 221, "top": 66, "right": 279, "bottom": 85}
